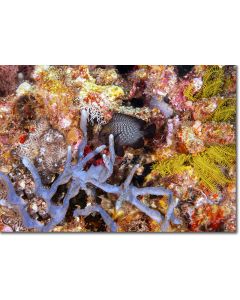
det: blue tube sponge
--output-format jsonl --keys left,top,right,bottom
{"left": 0, "top": 110, "right": 181, "bottom": 232}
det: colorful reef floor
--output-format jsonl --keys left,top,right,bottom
{"left": 0, "top": 65, "right": 236, "bottom": 232}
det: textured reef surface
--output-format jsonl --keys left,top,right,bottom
{"left": 0, "top": 65, "right": 236, "bottom": 232}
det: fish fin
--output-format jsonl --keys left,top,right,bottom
{"left": 115, "top": 144, "right": 124, "bottom": 156}
{"left": 114, "top": 134, "right": 124, "bottom": 156}
{"left": 144, "top": 124, "right": 156, "bottom": 138}
{"left": 135, "top": 118, "right": 146, "bottom": 128}
{"left": 131, "top": 138, "right": 144, "bottom": 149}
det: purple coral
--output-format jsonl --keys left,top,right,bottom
{"left": 0, "top": 110, "right": 180, "bottom": 232}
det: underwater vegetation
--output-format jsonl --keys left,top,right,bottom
{"left": 0, "top": 65, "right": 237, "bottom": 232}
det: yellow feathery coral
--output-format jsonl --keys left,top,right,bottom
{"left": 183, "top": 85, "right": 197, "bottom": 101}
{"left": 191, "top": 151, "right": 229, "bottom": 192}
{"left": 211, "top": 97, "right": 236, "bottom": 122}
{"left": 184, "top": 66, "right": 225, "bottom": 101}
{"left": 153, "top": 153, "right": 190, "bottom": 177}
{"left": 199, "top": 65, "right": 224, "bottom": 98}
{"left": 205, "top": 145, "right": 236, "bottom": 167}
{"left": 153, "top": 145, "right": 236, "bottom": 192}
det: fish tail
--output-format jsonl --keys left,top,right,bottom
{"left": 144, "top": 123, "right": 156, "bottom": 138}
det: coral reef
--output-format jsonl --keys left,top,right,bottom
{"left": 0, "top": 65, "right": 237, "bottom": 232}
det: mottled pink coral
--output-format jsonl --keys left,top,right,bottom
{"left": 0, "top": 65, "right": 18, "bottom": 96}
{"left": 168, "top": 79, "right": 192, "bottom": 111}
{"left": 192, "top": 98, "right": 219, "bottom": 121}
{"left": 18, "top": 65, "right": 35, "bottom": 80}
{"left": 175, "top": 121, "right": 235, "bottom": 154}
{"left": 144, "top": 66, "right": 177, "bottom": 98}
